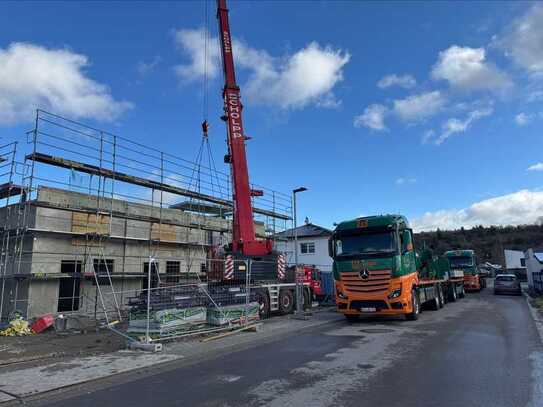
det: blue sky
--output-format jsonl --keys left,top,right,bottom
{"left": 1, "top": 1, "right": 543, "bottom": 231}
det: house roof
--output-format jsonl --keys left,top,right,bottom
{"left": 274, "top": 223, "right": 332, "bottom": 239}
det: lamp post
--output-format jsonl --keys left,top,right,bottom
{"left": 292, "top": 187, "right": 307, "bottom": 318}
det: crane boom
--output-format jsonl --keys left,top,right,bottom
{"left": 217, "top": 0, "right": 272, "bottom": 256}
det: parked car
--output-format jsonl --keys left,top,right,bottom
{"left": 494, "top": 274, "right": 522, "bottom": 296}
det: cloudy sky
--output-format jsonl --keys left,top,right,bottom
{"left": 1, "top": 1, "right": 543, "bottom": 231}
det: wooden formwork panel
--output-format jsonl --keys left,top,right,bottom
{"left": 72, "top": 212, "right": 110, "bottom": 235}
{"left": 151, "top": 223, "right": 177, "bottom": 242}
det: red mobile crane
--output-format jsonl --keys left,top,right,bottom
{"left": 211, "top": 0, "right": 316, "bottom": 316}
{"left": 217, "top": 0, "right": 272, "bottom": 257}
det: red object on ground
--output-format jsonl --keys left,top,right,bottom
{"left": 31, "top": 314, "right": 54, "bottom": 333}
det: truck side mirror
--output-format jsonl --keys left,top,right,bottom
{"left": 328, "top": 238, "right": 334, "bottom": 257}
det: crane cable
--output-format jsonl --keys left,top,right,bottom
{"left": 189, "top": 0, "right": 223, "bottom": 201}
{"left": 202, "top": 0, "right": 209, "bottom": 123}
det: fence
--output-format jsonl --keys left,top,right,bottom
{"left": 88, "top": 257, "right": 300, "bottom": 341}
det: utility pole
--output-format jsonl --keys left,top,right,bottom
{"left": 292, "top": 187, "right": 307, "bottom": 319}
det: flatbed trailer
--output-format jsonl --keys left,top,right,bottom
{"left": 417, "top": 276, "right": 465, "bottom": 310}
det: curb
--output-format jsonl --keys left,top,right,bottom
{"left": 523, "top": 292, "right": 543, "bottom": 343}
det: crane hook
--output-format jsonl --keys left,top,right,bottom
{"left": 201, "top": 120, "right": 209, "bottom": 138}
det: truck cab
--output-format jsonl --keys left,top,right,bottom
{"left": 444, "top": 250, "right": 485, "bottom": 291}
{"left": 329, "top": 215, "right": 421, "bottom": 320}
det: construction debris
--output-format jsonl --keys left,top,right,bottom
{"left": 0, "top": 316, "right": 33, "bottom": 336}
{"left": 30, "top": 314, "right": 54, "bottom": 334}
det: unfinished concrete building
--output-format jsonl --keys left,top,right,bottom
{"left": 0, "top": 111, "right": 291, "bottom": 321}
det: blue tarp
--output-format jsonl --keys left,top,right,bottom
{"left": 320, "top": 270, "right": 335, "bottom": 300}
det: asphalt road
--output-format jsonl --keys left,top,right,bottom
{"left": 40, "top": 288, "right": 543, "bottom": 407}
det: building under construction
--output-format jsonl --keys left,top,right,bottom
{"left": 0, "top": 111, "right": 291, "bottom": 322}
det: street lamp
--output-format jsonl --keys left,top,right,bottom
{"left": 292, "top": 187, "right": 308, "bottom": 318}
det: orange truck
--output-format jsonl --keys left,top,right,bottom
{"left": 329, "top": 215, "right": 464, "bottom": 321}
{"left": 444, "top": 250, "right": 486, "bottom": 291}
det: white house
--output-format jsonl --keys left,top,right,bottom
{"left": 504, "top": 249, "right": 527, "bottom": 280}
{"left": 274, "top": 220, "right": 333, "bottom": 271}
{"left": 524, "top": 248, "right": 543, "bottom": 290}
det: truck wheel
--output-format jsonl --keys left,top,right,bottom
{"left": 345, "top": 314, "right": 359, "bottom": 322}
{"left": 279, "top": 289, "right": 294, "bottom": 315}
{"left": 255, "top": 290, "right": 270, "bottom": 319}
{"left": 449, "top": 284, "right": 457, "bottom": 302}
{"left": 438, "top": 285, "right": 444, "bottom": 308}
{"left": 430, "top": 285, "right": 440, "bottom": 311}
{"left": 405, "top": 289, "right": 420, "bottom": 321}
{"left": 459, "top": 285, "right": 465, "bottom": 298}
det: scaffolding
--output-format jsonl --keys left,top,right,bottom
{"left": 0, "top": 110, "right": 292, "bottom": 328}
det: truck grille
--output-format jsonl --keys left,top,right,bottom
{"left": 341, "top": 270, "right": 391, "bottom": 293}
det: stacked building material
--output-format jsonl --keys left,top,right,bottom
{"left": 206, "top": 302, "right": 259, "bottom": 326}
{"left": 127, "top": 306, "right": 207, "bottom": 335}
{"left": 127, "top": 285, "right": 208, "bottom": 313}
{"left": 205, "top": 284, "right": 257, "bottom": 307}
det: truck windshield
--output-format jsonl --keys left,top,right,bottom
{"left": 448, "top": 256, "right": 473, "bottom": 268}
{"left": 335, "top": 232, "right": 396, "bottom": 256}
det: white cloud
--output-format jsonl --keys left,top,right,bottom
{"left": 353, "top": 104, "right": 387, "bottom": 131}
{"left": 377, "top": 74, "right": 416, "bottom": 89}
{"left": 137, "top": 55, "right": 162, "bottom": 76}
{"left": 174, "top": 28, "right": 221, "bottom": 82}
{"left": 431, "top": 45, "right": 512, "bottom": 92}
{"left": 515, "top": 112, "right": 531, "bottom": 126}
{"left": 499, "top": 4, "right": 543, "bottom": 75}
{"left": 434, "top": 107, "right": 493, "bottom": 145}
{"left": 393, "top": 91, "right": 446, "bottom": 122}
{"left": 396, "top": 177, "right": 417, "bottom": 185}
{"left": 0, "top": 42, "right": 132, "bottom": 125}
{"left": 528, "top": 162, "right": 543, "bottom": 171}
{"left": 174, "top": 28, "right": 350, "bottom": 109}
{"left": 412, "top": 189, "right": 543, "bottom": 231}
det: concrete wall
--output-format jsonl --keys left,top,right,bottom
{"left": 27, "top": 279, "right": 58, "bottom": 318}
{"left": 79, "top": 279, "right": 142, "bottom": 317}
{"left": 37, "top": 187, "right": 230, "bottom": 233}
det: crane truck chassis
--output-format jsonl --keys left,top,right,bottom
{"left": 330, "top": 215, "right": 464, "bottom": 321}
{"left": 209, "top": 261, "right": 314, "bottom": 318}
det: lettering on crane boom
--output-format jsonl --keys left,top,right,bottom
{"left": 227, "top": 93, "right": 243, "bottom": 139}
{"left": 222, "top": 31, "right": 231, "bottom": 53}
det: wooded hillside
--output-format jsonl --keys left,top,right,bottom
{"left": 415, "top": 224, "right": 543, "bottom": 266}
